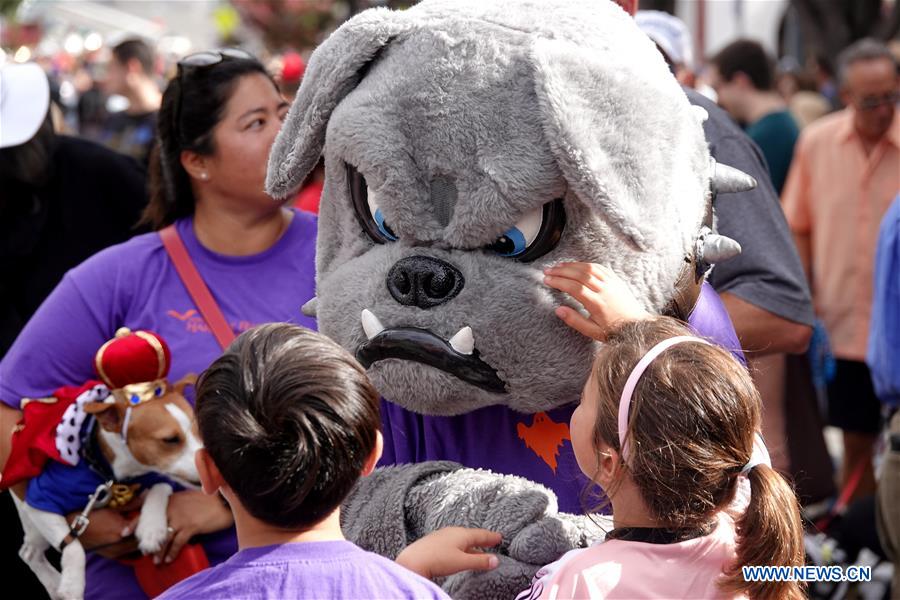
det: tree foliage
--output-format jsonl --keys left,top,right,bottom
{"left": 231, "top": 0, "right": 412, "bottom": 51}
{"left": 0, "top": 0, "right": 23, "bottom": 19}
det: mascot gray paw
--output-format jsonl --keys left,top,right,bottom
{"left": 509, "top": 512, "right": 610, "bottom": 565}
{"left": 443, "top": 555, "right": 541, "bottom": 600}
{"left": 441, "top": 512, "right": 612, "bottom": 600}
{"left": 342, "top": 462, "right": 609, "bottom": 599}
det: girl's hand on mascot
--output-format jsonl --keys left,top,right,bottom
{"left": 396, "top": 527, "right": 501, "bottom": 579}
{"left": 544, "top": 262, "right": 650, "bottom": 341}
{"left": 154, "top": 489, "right": 234, "bottom": 564}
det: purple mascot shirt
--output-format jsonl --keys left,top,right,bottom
{"left": 379, "top": 282, "right": 744, "bottom": 514}
{"left": 156, "top": 540, "right": 449, "bottom": 600}
{"left": 0, "top": 210, "right": 317, "bottom": 599}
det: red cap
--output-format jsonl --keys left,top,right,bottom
{"left": 281, "top": 52, "right": 305, "bottom": 83}
{"left": 94, "top": 327, "right": 171, "bottom": 389}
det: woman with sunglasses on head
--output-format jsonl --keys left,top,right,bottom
{"left": 0, "top": 50, "right": 317, "bottom": 599}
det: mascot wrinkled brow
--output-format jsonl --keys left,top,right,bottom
{"left": 267, "top": 0, "right": 753, "bottom": 596}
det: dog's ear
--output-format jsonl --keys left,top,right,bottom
{"left": 528, "top": 35, "right": 709, "bottom": 252}
{"left": 173, "top": 373, "right": 197, "bottom": 395}
{"left": 83, "top": 397, "right": 126, "bottom": 433}
{"left": 265, "top": 8, "right": 411, "bottom": 201}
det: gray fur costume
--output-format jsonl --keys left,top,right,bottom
{"left": 267, "top": 0, "right": 753, "bottom": 597}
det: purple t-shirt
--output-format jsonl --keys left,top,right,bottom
{"left": 156, "top": 540, "right": 449, "bottom": 600}
{"left": 379, "top": 282, "right": 744, "bottom": 514}
{"left": 0, "top": 209, "right": 317, "bottom": 599}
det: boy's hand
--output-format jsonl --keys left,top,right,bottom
{"left": 154, "top": 489, "right": 233, "bottom": 564}
{"left": 396, "top": 527, "right": 501, "bottom": 580}
{"left": 544, "top": 262, "right": 650, "bottom": 341}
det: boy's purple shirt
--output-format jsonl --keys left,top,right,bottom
{"left": 156, "top": 540, "right": 449, "bottom": 600}
{"left": 0, "top": 210, "right": 317, "bottom": 599}
{"left": 379, "top": 282, "right": 745, "bottom": 514}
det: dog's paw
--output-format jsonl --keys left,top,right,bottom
{"left": 20, "top": 543, "right": 62, "bottom": 595}
{"left": 19, "top": 542, "right": 42, "bottom": 563}
{"left": 56, "top": 572, "right": 84, "bottom": 600}
{"left": 136, "top": 519, "right": 170, "bottom": 554}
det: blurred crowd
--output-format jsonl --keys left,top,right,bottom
{"left": 1, "top": 3, "right": 899, "bottom": 599}
{"left": 38, "top": 41, "right": 297, "bottom": 148}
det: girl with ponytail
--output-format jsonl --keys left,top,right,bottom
{"left": 517, "top": 314, "right": 805, "bottom": 599}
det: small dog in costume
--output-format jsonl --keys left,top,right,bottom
{"left": 2, "top": 328, "right": 200, "bottom": 600}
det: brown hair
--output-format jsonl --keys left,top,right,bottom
{"left": 590, "top": 317, "right": 804, "bottom": 600}
{"left": 195, "top": 323, "right": 381, "bottom": 530}
{"left": 710, "top": 39, "right": 776, "bottom": 91}
{"left": 112, "top": 38, "right": 155, "bottom": 75}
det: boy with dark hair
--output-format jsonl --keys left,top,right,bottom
{"left": 157, "top": 323, "right": 449, "bottom": 599}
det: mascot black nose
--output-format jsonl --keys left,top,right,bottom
{"left": 387, "top": 256, "right": 464, "bottom": 309}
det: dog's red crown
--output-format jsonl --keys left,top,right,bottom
{"left": 94, "top": 327, "right": 171, "bottom": 389}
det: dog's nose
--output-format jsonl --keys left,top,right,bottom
{"left": 387, "top": 256, "right": 464, "bottom": 309}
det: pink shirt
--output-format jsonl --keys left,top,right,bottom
{"left": 517, "top": 513, "right": 743, "bottom": 599}
{"left": 782, "top": 109, "right": 900, "bottom": 361}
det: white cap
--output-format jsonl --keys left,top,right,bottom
{"left": 0, "top": 62, "right": 51, "bottom": 149}
{"left": 635, "top": 10, "right": 695, "bottom": 71}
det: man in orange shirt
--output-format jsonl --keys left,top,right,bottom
{"left": 783, "top": 38, "right": 900, "bottom": 499}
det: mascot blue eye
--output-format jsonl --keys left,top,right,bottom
{"left": 492, "top": 229, "right": 528, "bottom": 257}
{"left": 487, "top": 199, "right": 567, "bottom": 262}
{"left": 372, "top": 207, "right": 398, "bottom": 242}
{"left": 154, "top": 386, "right": 163, "bottom": 397}
{"left": 489, "top": 205, "right": 544, "bottom": 257}
{"left": 347, "top": 164, "right": 398, "bottom": 244}
{"left": 130, "top": 394, "right": 141, "bottom": 404}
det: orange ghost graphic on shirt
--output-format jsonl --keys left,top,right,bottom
{"left": 517, "top": 412, "right": 571, "bottom": 473}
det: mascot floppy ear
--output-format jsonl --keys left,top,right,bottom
{"left": 529, "top": 36, "right": 710, "bottom": 253}
{"left": 266, "top": 9, "right": 412, "bottom": 200}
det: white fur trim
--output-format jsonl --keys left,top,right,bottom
{"left": 55, "top": 384, "right": 109, "bottom": 466}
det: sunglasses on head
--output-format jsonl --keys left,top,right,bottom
{"left": 177, "top": 48, "right": 255, "bottom": 70}
{"left": 173, "top": 48, "right": 255, "bottom": 146}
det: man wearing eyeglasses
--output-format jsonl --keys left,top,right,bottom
{"left": 783, "top": 38, "right": 900, "bottom": 502}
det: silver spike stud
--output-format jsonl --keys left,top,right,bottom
{"left": 711, "top": 159, "right": 757, "bottom": 195}
{"left": 301, "top": 297, "right": 318, "bottom": 317}
{"left": 701, "top": 234, "right": 742, "bottom": 263}
{"left": 691, "top": 105, "right": 709, "bottom": 124}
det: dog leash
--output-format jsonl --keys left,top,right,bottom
{"left": 59, "top": 480, "right": 114, "bottom": 552}
{"left": 59, "top": 419, "right": 140, "bottom": 552}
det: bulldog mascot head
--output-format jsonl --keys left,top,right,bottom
{"left": 269, "top": 0, "right": 748, "bottom": 413}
